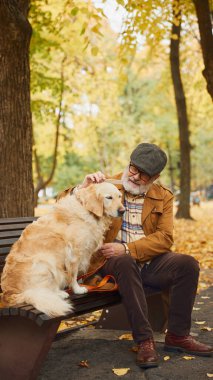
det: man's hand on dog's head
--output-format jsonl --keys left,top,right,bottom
{"left": 80, "top": 171, "right": 106, "bottom": 189}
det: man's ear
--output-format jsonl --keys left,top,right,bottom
{"left": 76, "top": 185, "right": 104, "bottom": 217}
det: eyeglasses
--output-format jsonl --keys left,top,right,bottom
{"left": 129, "top": 163, "right": 151, "bottom": 180}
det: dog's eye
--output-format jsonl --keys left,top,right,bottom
{"left": 105, "top": 196, "right": 113, "bottom": 199}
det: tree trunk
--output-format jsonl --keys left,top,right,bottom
{"left": 0, "top": 0, "right": 34, "bottom": 217}
{"left": 170, "top": 0, "right": 192, "bottom": 219}
{"left": 193, "top": 0, "right": 213, "bottom": 101}
{"left": 166, "top": 142, "right": 175, "bottom": 193}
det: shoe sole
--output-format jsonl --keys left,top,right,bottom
{"left": 164, "top": 345, "right": 213, "bottom": 357}
{"left": 136, "top": 360, "right": 159, "bottom": 369}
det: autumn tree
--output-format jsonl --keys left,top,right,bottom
{"left": 30, "top": 0, "right": 108, "bottom": 199}
{"left": 193, "top": 0, "right": 213, "bottom": 101}
{"left": 0, "top": 0, "right": 34, "bottom": 217}
{"left": 170, "top": 0, "right": 191, "bottom": 218}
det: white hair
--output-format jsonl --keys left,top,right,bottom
{"left": 121, "top": 166, "right": 154, "bottom": 195}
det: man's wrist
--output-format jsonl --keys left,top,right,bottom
{"left": 122, "top": 243, "right": 130, "bottom": 255}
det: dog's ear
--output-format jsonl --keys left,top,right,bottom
{"left": 76, "top": 185, "right": 104, "bottom": 217}
{"left": 56, "top": 187, "right": 72, "bottom": 202}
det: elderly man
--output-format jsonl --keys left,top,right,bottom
{"left": 75, "top": 143, "right": 212, "bottom": 368}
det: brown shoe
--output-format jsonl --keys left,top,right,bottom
{"left": 136, "top": 338, "right": 159, "bottom": 368}
{"left": 165, "top": 332, "right": 212, "bottom": 357}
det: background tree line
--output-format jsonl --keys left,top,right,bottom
{"left": 0, "top": 0, "right": 212, "bottom": 218}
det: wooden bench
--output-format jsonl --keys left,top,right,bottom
{"left": 0, "top": 217, "right": 169, "bottom": 380}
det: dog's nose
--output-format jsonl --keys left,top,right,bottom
{"left": 118, "top": 208, "right": 125, "bottom": 216}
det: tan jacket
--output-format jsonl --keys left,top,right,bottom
{"left": 86, "top": 173, "right": 174, "bottom": 277}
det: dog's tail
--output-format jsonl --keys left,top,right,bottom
{"left": 6, "top": 288, "right": 73, "bottom": 317}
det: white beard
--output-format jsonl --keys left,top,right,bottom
{"left": 121, "top": 166, "right": 153, "bottom": 195}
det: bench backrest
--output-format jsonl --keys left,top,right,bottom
{"left": 0, "top": 217, "right": 37, "bottom": 288}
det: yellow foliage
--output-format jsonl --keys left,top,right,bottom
{"left": 171, "top": 34, "right": 179, "bottom": 40}
{"left": 172, "top": 202, "right": 213, "bottom": 292}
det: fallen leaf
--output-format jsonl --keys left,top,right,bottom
{"left": 207, "top": 374, "right": 213, "bottom": 378}
{"left": 193, "top": 307, "right": 200, "bottom": 311}
{"left": 118, "top": 334, "right": 133, "bottom": 340}
{"left": 201, "top": 296, "right": 210, "bottom": 299}
{"left": 164, "top": 356, "right": 170, "bottom": 361}
{"left": 130, "top": 346, "right": 139, "bottom": 353}
{"left": 112, "top": 368, "right": 130, "bottom": 376}
{"left": 86, "top": 316, "right": 96, "bottom": 322}
{"left": 200, "top": 326, "right": 212, "bottom": 332}
{"left": 78, "top": 360, "right": 89, "bottom": 368}
{"left": 182, "top": 356, "right": 195, "bottom": 360}
{"left": 194, "top": 321, "right": 206, "bottom": 325}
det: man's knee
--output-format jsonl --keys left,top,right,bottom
{"left": 113, "top": 254, "right": 138, "bottom": 273}
{"left": 176, "top": 254, "right": 200, "bottom": 276}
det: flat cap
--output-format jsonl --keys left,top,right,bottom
{"left": 130, "top": 143, "right": 167, "bottom": 177}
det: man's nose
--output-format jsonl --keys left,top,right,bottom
{"left": 133, "top": 172, "right": 140, "bottom": 180}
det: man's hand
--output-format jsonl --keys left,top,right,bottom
{"left": 100, "top": 243, "right": 126, "bottom": 258}
{"left": 79, "top": 171, "right": 106, "bottom": 189}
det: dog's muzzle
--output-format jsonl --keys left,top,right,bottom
{"left": 117, "top": 208, "right": 125, "bottom": 217}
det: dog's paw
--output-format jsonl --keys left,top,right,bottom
{"left": 58, "top": 290, "right": 70, "bottom": 299}
{"left": 73, "top": 286, "right": 88, "bottom": 295}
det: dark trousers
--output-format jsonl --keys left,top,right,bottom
{"left": 100, "top": 252, "right": 200, "bottom": 343}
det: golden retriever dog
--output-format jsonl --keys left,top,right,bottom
{"left": 1, "top": 182, "right": 125, "bottom": 317}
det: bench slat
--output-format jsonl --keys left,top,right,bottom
{"left": 0, "top": 217, "right": 36, "bottom": 225}
{"left": 36, "top": 291, "right": 122, "bottom": 326}
{"left": 0, "top": 238, "right": 18, "bottom": 248}
{"left": 0, "top": 230, "right": 23, "bottom": 239}
{"left": 0, "top": 292, "right": 122, "bottom": 326}
{"left": 0, "top": 248, "right": 11, "bottom": 255}
{"left": 0, "top": 223, "right": 35, "bottom": 232}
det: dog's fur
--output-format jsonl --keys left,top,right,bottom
{"left": 1, "top": 182, "right": 124, "bottom": 317}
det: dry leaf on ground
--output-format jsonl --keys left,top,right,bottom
{"left": 112, "top": 368, "right": 130, "bottom": 376}
{"left": 118, "top": 333, "right": 133, "bottom": 340}
{"left": 182, "top": 356, "right": 195, "bottom": 360}
{"left": 172, "top": 203, "right": 213, "bottom": 292}
{"left": 200, "top": 326, "right": 212, "bottom": 331}
{"left": 130, "top": 346, "right": 139, "bottom": 353}
{"left": 194, "top": 321, "right": 206, "bottom": 325}
{"left": 78, "top": 360, "right": 89, "bottom": 368}
{"left": 164, "top": 356, "right": 170, "bottom": 361}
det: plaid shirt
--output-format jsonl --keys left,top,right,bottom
{"left": 115, "top": 192, "right": 145, "bottom": 244}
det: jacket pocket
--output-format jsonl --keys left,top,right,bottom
{"left": 150, "top": 208, "right": 162, "bottom": 229}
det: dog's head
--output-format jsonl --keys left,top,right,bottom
{"left": 75, "top": 182, "right": 125, "bottom": 218}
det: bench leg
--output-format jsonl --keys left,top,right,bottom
{"left": 0, "top": 316, "right": 60, "bottom": 380}
{"left": 96, "top": 292, "right": 169, "bottom": 333}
